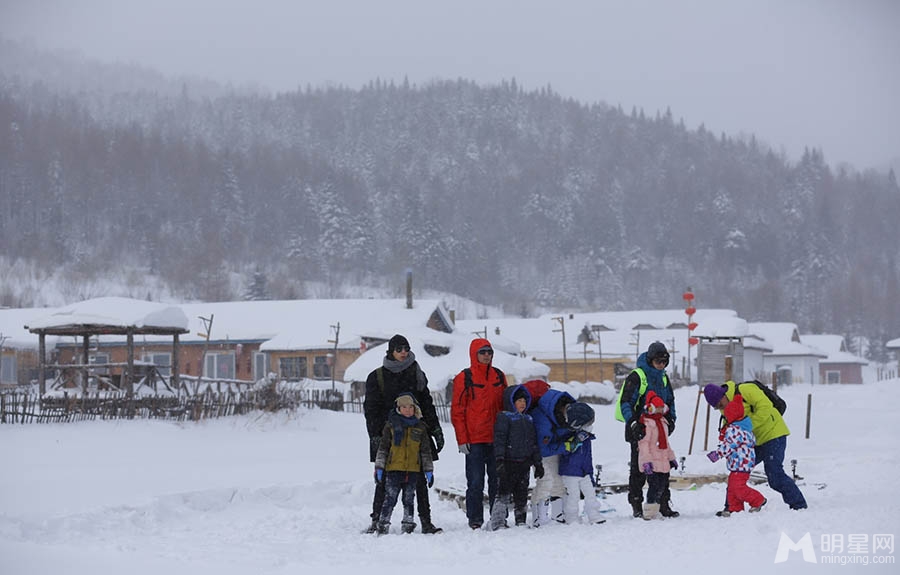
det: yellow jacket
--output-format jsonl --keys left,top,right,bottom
{"left": 721, "top": 380, "right": 790, "bottom": 445}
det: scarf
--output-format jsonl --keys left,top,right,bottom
{"left": 382, "top": 351, "right": 427, "bottom": 389}
{"left": 644, "top": 411, "right": 668, "bottom": 450}
{"left": 388, "top": 410, "right": 420, "bottom": 445}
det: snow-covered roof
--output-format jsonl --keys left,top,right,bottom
{"left": 801, "top": 334, "right": 868, "bottom": 365}
{"left": 25, "top": 297, "right": 189, "bottom": 334}
{"left": 456, "top": 309, "right": 741, "bottom": 362}
{"left": 748, "top": 322, "right": 827, "bottom": 358}
{"left": 342, "top": 332, "right": 549, "bottom": 386}
{"left": 887, "top": 337, "right": 900, "bottom": 350}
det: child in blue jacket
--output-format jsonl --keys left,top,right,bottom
{"left": 559, "top": 429, "right": 606, "bottom": 524}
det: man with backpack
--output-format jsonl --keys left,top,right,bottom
{"left": 616, "top": 341, "right": 680, "bottom": 518}
{"left": 363, "top": 334, "right": 445, "bottom": 534}
{"left": 703, "top": 381, "right": 808, "bottom": 511}
{"left": 450, "top": 337, "right": 507, "bottom": 529}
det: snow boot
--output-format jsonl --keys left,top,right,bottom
{"left": 401, "top": 521, "right": 416, "bottom": 534}
{"left": 420, "top": 521, "right": 443, "bottom": 534}
{"left": 642, "top": 502, "right": 660, "bottom": 520}
{"left": 659, "top": 501, "right": 680, "bottom": 518}
{"left": 631, "top": 501, "right": 643, "bottom": 519}
{"left": 749, "top": 499, "right": 767, "bottom": 513}
{"left": 363, "top": 519, "right": 379, "bottom": 534}
{"left": 715, "top": 509, "right": 732, "bottom": 518}
{"left": 376, "top": 522, "right": 390, "bottom": 535}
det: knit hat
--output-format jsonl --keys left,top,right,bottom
{"left": 723, "top": 395, "right": 745, "bottom": 423}
{"left": 387, "top": 334, "right": 410, "bottom": 354}
{"left": 646, "top": 341, "right": 670, "bottom": 364}
{"left": 512, "top": 387, "right": 528, "bottom": 403}
{"left": 703, "top": 383, "right": 727, "bottom": 407}
{"left": 645, "top": 390, "right": 668, "bottom": 415}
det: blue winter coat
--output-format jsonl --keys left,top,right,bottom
{"left": 558, "top": 439, "right": 594, "bottom": 478}
{"left": 532, "top": 389, "right": 577, "bottom": 458}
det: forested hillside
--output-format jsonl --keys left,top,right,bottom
{"left": 1, "top": 41, "right": 898, "bottom": 359}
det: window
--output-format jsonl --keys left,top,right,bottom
{"left": 313, "top": 355, "right": 331, "bottom": 379}
{"left": 204, "top": 352, "right": 235, "bottom": 380}
{"left": 89, "top": 353, "right": 110, "bottom": 365}
{"left": 142, "top": 352, "right": 172, "bottom": 377}
{"left": 1, "top": 354, "right": 16, "bottom": 384}
{"left": 254, "top": 352, "right": 268, "bottom": 382}
{"left": 280, "top": 356, "right": 307, "bottom": 379}
{"left": 825, "top": 370, "right": 841, "bottom": 384}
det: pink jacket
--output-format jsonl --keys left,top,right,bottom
{"left": 638, "top": 414, "right": 677, "bottom": 473}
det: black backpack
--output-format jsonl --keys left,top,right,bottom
{"left": 734, "top": 380, "right": 787, "bottom": 415}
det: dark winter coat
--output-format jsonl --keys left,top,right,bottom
{"left": 493, "top": 385, "right": 541, "bottom": 465}
{"left": 532, "top": 389, "right": 577, "bottom": 458}
{"left": 451, "top": 338, "right": 507, "bottom": 446}
{"left": 364, "top": 354, "right": 441, "bottom": 462}
{"left": 620, "top": 352, "right": 676, "bottom": 442}
{"left": 374, "top": 411, "right": 434, "bottom": 473}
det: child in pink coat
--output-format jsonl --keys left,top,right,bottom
{"left": 637, "top": 391, "right": 678, "bottom": 519}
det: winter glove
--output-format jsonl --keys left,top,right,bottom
{"left": 666, "top": 417, "right": 675, "bottom": 436}
{"left": 495, "top": 459, "right": 506, "bottom": 478}
{"left": 629, "top": 421, "right": 646, "bottom": 440}
{"left": 642, "top": 462, "right": 653, "bottom": 475}
{"left": 425, "top": 471, "right": 434, "bottom": 488}
{"left": 669, "top": 459, "right": 679, "bottom": 471}
{"left": 706, "top": 451, "right": 720, "bottom": 463}
{"left": 458, "top": 443, "right": 470, "bottom": 455}
{"left": 575, "top": 429, "right": 595, "bottom": 444}
{"left": 534, "top": 462, "right": 545, "bottom": 479}
{"left": 374, "top": 467, "right": 384, "bottom": 483}
{"left": 432, "top": 427, "right": 445, "bottom": 453}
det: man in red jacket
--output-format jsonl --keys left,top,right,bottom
{"left": 451, "top": 338, "right": 507, "bottom": 529}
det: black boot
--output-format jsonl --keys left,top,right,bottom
{"left": 659, "top": 501, "right": 680, "bottom": 518}
{"left": 363, "top": 519, "right": 378, "bottom": 534}
{"left": 420, "top": 521, "right": 443, "bottom": 534}
{"left": 631, "top": 501, "right": 643, "bottom": 518}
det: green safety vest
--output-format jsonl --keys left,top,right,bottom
{"left": 614, "top": 368, "right": 669, "bottom": 422}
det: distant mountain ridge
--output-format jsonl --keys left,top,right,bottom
{"left": 1, "top": 39, "right": 898, "bottom": 362}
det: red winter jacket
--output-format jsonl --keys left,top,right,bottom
{"left": 451, "top": 338, "right": 507, "bottom": 446}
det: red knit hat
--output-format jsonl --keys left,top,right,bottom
{"left": 723, "top": 395, "right": 745, "bottom": 423}
{"left": 645, "top": 390, "right": 668, "bottom": 415}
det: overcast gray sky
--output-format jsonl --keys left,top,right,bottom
{"left": 2, "top": 0, "right": 898, "bottom": 170}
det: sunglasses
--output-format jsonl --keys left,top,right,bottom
{"left": 478, "top": 349, "right": 494, "bottom": 355}
{"left": 652, "top": 357, "right": 669, "bottom": 366}
{"left": 394, "top": 346, "right": 410, "bottom": 352}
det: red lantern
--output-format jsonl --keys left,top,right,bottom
{"left": 688, "top": 337, "right": 700, "bottom": 346}
{"left": 687, "top": 322, "right": 698, "bottom": 331}
{"left": 685, "top": 306, "right": 697, "bottom": 316}
{"left": 682, "top": 291, "right": 695, "bottom": 301}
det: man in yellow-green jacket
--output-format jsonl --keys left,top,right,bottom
{"left": 704, "top": 381, "right": 808, "bottom": 510}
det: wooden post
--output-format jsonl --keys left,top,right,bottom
{"left": 39, "top": 333, "right": 46, "bottom": 395}
{"left": 805, "top": 393, "right": 812, "bottom": 439}
{"left": 172, "top": 334, "right": 180, "bottom": 391}
{"left": 703, "top": 402, "right": 710, "bottom": 451}
{"left": 688, "top": 387, "right": 702, "bottom": 455}
{"left": 82, "top": 335, "right": 90, "bottom": 394}
{"left": 771, "top": 371, "right": 778, "bottom": 393}
{"left": 126, "top": 328, "right": 134, "bottom": 397}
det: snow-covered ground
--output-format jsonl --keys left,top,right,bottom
{"left": 2, "top": 380, "right": 897, "bottom": 574}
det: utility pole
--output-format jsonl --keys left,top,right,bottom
{"left": 328, "top": 322, "right": 340, "bottom": 392}
{"left": 591, "top": 325, "right": 603, "bottom": 381}
{"left": 0, "top": 333, "right": 9, "bottom": 384}
{"left": 197, "top": 315, "right": 214, "bottom": 392}
{"left": 552, "top": 316, "right": 568, "bottom": 382}
{"left": 630, "top": 331, "right": 641, "bottom": 362}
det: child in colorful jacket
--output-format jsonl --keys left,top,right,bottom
{"left": 374, "top": 392, "right": 435, "bottom": 534}
{"left": 489, "top": 385, "right": 544, "bottom": 530}
{"left": 707, "top": 395, "right": 767, "bottom": 515}
{"left": 558, "top": 428, "right": 606, "bottom": 525}
{"left": 637, "top": 391, "right": 678, "bottom": 520}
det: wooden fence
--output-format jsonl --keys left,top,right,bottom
{"left": 0, "top": 388, "right": 450, "bottom": 425}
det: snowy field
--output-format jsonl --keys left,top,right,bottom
{"left": 2, "top": 380, "right": 897, "bottom": 574}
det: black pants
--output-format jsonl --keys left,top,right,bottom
{"left": 629, "top": 440, "right": 671, "bottom": 506}
{"left": 379, "top": 471, "right": 419, "bottom": 526}
{"left": 371, "top": 471, "right": 432, "bottom": 523}
{"left": 495, "top": 461, "right": 531, "bottom": 523}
